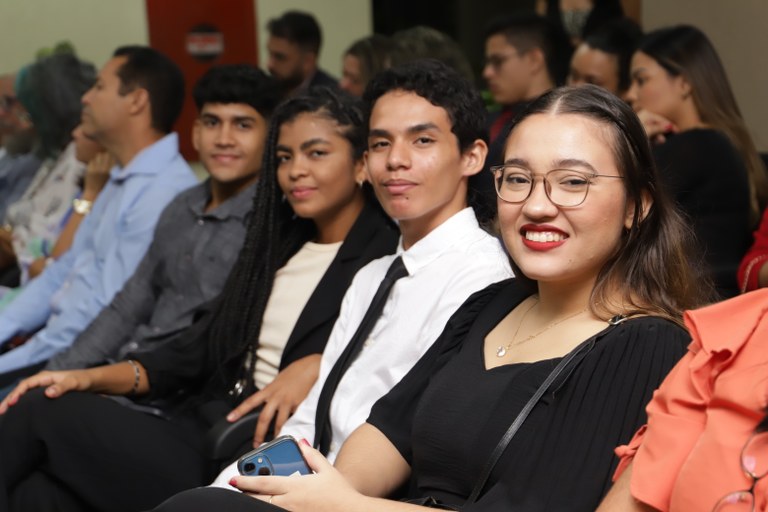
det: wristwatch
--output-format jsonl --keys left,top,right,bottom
{"left": 72, "top": 198, "right": 93, "bottom": 215}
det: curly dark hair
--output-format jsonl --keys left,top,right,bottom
{"left": 362, "top": 58, "right": 487, "bottom": 152}
{"left": 192, "top": 64, "right": 280, "bottom": 119}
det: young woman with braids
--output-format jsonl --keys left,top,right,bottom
{"left": 0, "top": 87, "right": 398, "bottom": 512}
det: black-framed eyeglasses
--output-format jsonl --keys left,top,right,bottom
{"left": 490, "top": 165, "right": 623, "bottom": 208}
{"left": 713, "top": 430, "right": 768, "bottom": 511}
{"left": 484, "top": 52, "right": 519, "bottom": 71}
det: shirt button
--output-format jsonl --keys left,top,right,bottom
{"left": 197, "top": 219, "right": 204, "bottom": 226}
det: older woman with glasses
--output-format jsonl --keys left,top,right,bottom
{"left": 151, "top": 84, "right": 712, "bottom": 512}
{"left": 598, "top": 288, "right": 768, "bottom": 512}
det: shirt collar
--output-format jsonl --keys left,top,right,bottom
{"left": 109, "top": 132, "right": 181, "bottom": 182}
{"left": 397, "top": 207, "right": 481, "bottom": 274}
{"left": 186, "top": 178, "right": 256, "bottom": 220}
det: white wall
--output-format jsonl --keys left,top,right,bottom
{"left": 0, "top": 0, "right": 148, "bottom": 73}
{"left": 255, "top": 0, "right": 373, "bottom": 78}
{"left": 0, "top": 0, "right": 372, "bottom": 81}
{"left": 643, "top": 0, "right": 768, "bottom": 151}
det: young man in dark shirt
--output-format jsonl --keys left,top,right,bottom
{"left": 43, "top": 65, "right": 281, "bottom": 371}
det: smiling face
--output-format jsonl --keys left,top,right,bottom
{"left": 498, "top": 112, "right": 632, "bottom": 288}
{"left": 276, "top": 112, "right": 365, "bottom": 239}
{"left": 365, "top": 90, "right": 483, "bottom": 246}
{"left": 193, "top": 103, "right": 268, "bottom": 186}
{"left": 628, "top": 51, "right": 689, "bottom": 123}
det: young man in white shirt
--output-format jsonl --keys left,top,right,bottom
{"left": 213, "top": 58, "right": 513, "bottom": 486}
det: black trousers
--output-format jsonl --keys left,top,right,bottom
{"left": 152, "top": 487, "right": 283, "bottom": 512}
{"left": 0, "top": 389, "right": 207, "bottom": 512}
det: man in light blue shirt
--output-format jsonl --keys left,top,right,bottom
{"left": 0, "top": 46, "right": 197, "bottom": 377}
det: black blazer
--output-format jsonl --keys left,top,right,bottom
{"left": 279, "top": 202, "right": 398, "bottom": 368}
{"left": 135, "top": 201, "right": 398, "bottom": 401}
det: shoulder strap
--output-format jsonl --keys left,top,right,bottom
{"left": 465, "top": 334, "right": 599, "bottom": 503}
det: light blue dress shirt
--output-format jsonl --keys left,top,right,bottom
{"left": 0, "top": 133, "right": 197, "bottom": 372}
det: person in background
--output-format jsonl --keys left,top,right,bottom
{"left": 537, "top": 0, "right": 625, "bottom": 44}
{"left": 628, "top": 25, "right": 768, "bottom": 298}
{"left": 266, "top": 10, "right": 338, "bottom": 99}
{"left": 0, "top": 53, "right": 96, "bottom": 285}
{"left": 480, "top": 14, "right": 573, "bottom": 224}
{"left": 0, "top": 74, "right": 40, "bottom": 223}
{"left": 0, "top": 46, "right": 197, "bottom": 378}
{"left": 24, "top": 125, "right": 112, "bottom": 281}
{"left": 390, "top": 26, "right": 474, "bottom": 83}
{"left": 339, "top": 34, "right": 398, "bottom": 98}
{"left": 738, "top": 207, "right": 768, "bottom": 292}
{"left": 568, "top": 17, "right": 642, "bottom": 103}
{"left": 0, "top": 125, "right": 111, "bottom": 310}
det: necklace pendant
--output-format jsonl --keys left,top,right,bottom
{"left": 496, "top": 346, "right": 507, "bottom": 357}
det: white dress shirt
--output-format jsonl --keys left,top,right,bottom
{"left": 212, "top": 207, "right": 512, "bottom": 486}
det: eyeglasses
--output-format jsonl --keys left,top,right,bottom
{"left": 484, "top": 52, "right": 519, "bottom": 71}
{"left": 490, "top": 165, "right": 623, "bottom": 207}
{"left": 713, "top": 430, "right": 768, "bottom": 511}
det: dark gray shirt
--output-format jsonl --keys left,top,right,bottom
{"left": 46, "top": 179, "right": 254, "bottom": 370}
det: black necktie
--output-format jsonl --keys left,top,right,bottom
{"left": 313, "top": 256, "right": 409, "bottom": 455}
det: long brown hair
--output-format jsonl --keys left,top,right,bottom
{"left": 638, "top": 25, "right": 768, "bottom": 222}
{"left": 505, "top": 84, "right": 714, "bottom": 325}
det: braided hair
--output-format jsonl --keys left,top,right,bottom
{"left": 205, "top": 87, "right": 367, "bottom": 397}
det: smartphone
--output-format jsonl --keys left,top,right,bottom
{"left": 237, "top": 435, "right": 312, "bottom": 477}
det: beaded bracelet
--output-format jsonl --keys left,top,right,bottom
{"left": 126, "top": 359, "right": 141, "bottom": 396}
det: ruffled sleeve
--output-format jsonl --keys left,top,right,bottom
{"left": 614, "top": 289, "right": 768, "bottom": 511}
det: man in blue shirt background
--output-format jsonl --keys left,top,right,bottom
{"left": 44, "top": 65, "right": 280, "bottom": 371}
{"left": 0, "top": 46, "right": 197, "bottom": 378}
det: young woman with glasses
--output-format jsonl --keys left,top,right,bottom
{"left": 150, "top": 85, "right": 712, "bottom": 512}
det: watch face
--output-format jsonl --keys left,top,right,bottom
{"left": 73, "top": 198, "right": 93, "bottom": 215}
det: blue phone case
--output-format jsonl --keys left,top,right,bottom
{"left": 237, "top": 435, "right": 312, "bottom": 476}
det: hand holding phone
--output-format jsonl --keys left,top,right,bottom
{"left": 237, "top": 435, "right": 312, "bottom": 477}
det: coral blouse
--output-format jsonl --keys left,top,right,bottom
{"left": 614, "top": 289, "right": 768, "bottom": 511}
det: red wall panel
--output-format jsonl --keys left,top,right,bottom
{"left": 145, "top": 0, "right": 259, "bottom": 160}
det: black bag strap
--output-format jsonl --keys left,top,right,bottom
{"left": 466, "top": 332, "right": 604, "bottom": 504}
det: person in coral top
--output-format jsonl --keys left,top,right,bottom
{"left": 598, "top": 288, "right": 768, "bottom": 512}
